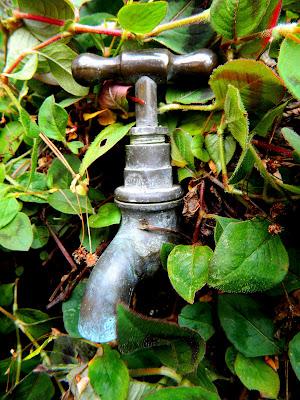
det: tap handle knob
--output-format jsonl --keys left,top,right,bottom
{"left": 72, "top": 48, "right": 217, "bottom": 86}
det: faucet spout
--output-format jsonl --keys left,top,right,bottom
{"left": 79, "top": 202, "right": 180, "bottom": 343}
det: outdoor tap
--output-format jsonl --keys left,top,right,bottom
{"left": 72, "top": 49, "right": 217, "bottom": 343}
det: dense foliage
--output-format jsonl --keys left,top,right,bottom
{"left": 0, "top": 0, "right": 300, "bottom": 398}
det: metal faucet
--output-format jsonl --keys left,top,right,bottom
{"left": 72, "top": 49, "right": 217, "bottom": 343}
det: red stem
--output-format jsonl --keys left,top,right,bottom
{"left": 73, "top": 23, "right": 131, "bottom": 38}
{"left": 13, "top": 10, "right": 65, "bottom": 26}
{"left": 252, "top": 139, "right": 293, "bottom": 157}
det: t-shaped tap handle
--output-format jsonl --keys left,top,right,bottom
{"left": 72, "top": 48, "right": 217, "bottom": 86}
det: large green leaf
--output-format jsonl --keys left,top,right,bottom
{"left": 0, "top": 212, "right": 33, "bottom": 251}
{"left": 89, "top": 345, "right": 129, "bottom": 400}
{"left": 6, "top": 372, "right": 55, "bottom": 400}
{"left": 224, "top": 85, "right": 249, "bottom": 149}
{"left": 79, "top": 122, "right": 134, "bottom": 175}
{"left": 171, "top": 129, "right": 195, "bottom": 169}
{"left": 289, "top": 332, "right": 300, "bottom": 380}
{"left": 118, "top": 2, "right": 168, "bottom": 34}
{"left": 0, "top": 121, "right": 24, "bottom": 162}
{"left": 88, "top": 203, "right": 121, "bottom": 228}
{"left": 234, "top": 353, "right": 280, "bottom": 399}
{"left": 40, "top": 44, "right": 89, "bottom": 96}
{"left": 144, "top": 387, "right": 219, "bottom": 400}
{"left": 48, "top": 189, "right": 93, "bottom": 215}
{"left": 167, "top": 245, "right": 213, "bottom": 303}
{"left": 117, "top": 305, "right": 205, "bottom": 374}
{"left": 17, "top": 0, "right": 75, "bottom": 40}
{"left": 154, "top": 0, "right": 214, "bottom": 54}
{"left": 210, "top": 0, "right": 273, "bottom": 39}
{"left": 62, "top": 281, "right": 86, "bottom": 338}
{"left": 0, "top": 198, "right": 20, "bottom": 229}
{"left": 208, "top": 219, "right": 288, "bottom": 292}
{"left": 18, "top": 172, "right": 48, "bottom": 204}
{"left": 278, "top": 36, "right": 300, "bottom": 100}
{"left": 178, "top": 302, "right": 215, "bottom": 341}
{"left": 31, "top": 225, "right": 49, "bottom": 249}
{"left": 47, "top": 154, "right": 80, "bottom": 189}
{"left": 38, "top": 95, "right": 68, "bottom": 141}
{"left": 0, "top": 283, "right": 14, "bottom": 306}
{"left": 218, "top": 295, "right": 279, "bottom": 357}
{"left": 209, "top": 60, "right": 285, "bottom": 115}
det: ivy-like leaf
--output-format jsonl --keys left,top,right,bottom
{"left": 208, "top": 219, "right": 289, "bottom": 292}
{"left": 38, "top": 95, "right": 68, "bottom": 141}
{"left": 234, "top": 353, "right": 280, "bottom": 399}
{"left": 17, "top": 0, "right": 75, "bottom": 40}
{"left": 117, "top": 305, "right": 205, "bottom": 374}
{"left": 118, "top": 1, "right": 168, "bottom": 34}
{"left": 0, "top": 212, "right": 33, "bottom": 251}
{"left": 89, "top": 346, "right": 129, "bottom": 400}
{"left": 209, "top": 60, "right": 285, "bottom": 115}
{"left": 218, "top": 294, "right": 279, "bottom": 357}
{"left": 89, "top": 203, "right": 121, "bottom": 228}
{"left": 167, "top": 245, "right": 213, "bottom": 303}
{"left": 79, "top": 122, "right": 135, "bottom": 175}
{"left": 210, "top": 0, "right": 273, "bottom": 40}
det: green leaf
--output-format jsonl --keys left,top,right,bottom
{"left": 178, "top": 302, "right": 215, "bottom": 341}
{"left": 253, "top": 102, "right": 287, "bottom": 138}
{"left": 79, "top": 122, "right": 134, "bottom": 175}
{"left": 15, "top": 308, "right": 52, "bottom": 338}
{"left": 234, "top": 353, "right": 280, "bottom": 399}
{"left": 39, "top": 44, "right": 89, "bottom": 96}
{"left": 38, "top": 95, "right": 68, "bottom": 141}
{"left": 0, "top": 283, "right": 14, "bottom": 306}
{"left": 31, "top": 225, "right": 49, "bottom": 249}
{"left": 47, "top": 154, "right": 80, "bottom": 189}
{"left": 224, "top": 85, "right": 249, "bottom": 149}
{"left": 4, "top": 54, "right": 38, "bottom": 81}
{"left": 19, "top": 108, "right": 40, "bottom": 139}
{"left": 62, "top": 281, "right": 86, "bottom": 338}
{"left": 117, "top": 304, "right": 205, "bottom": 374}
{"left": 191, "top": 135, "right": 210, "bottom": 162}
{"left": 228, "top": 146, "right": 254, "bottom": 184}
{"left": 205, "top": 134, "right": 236, "bottom": 173}
{"left": 209, "top": 60, "right": 285, "bottom": 115}
{"left": 208, "top": 219, "right": 289, "bottom": 292}
{"left": 128, "top": 381, "right": 158, "bottom": 400}
{"left": 0, "top": 212, "right": 33, "bottom": 251}
{"left": 18, "top": 172, "right": 48, "bottom": 204}
{"left": 89, "top": 345, "right": 129, "bottom": 400}
{"left": 17, "top": 0, "right": 75, "bottom": 40}
{"left": 282, "top": 127, "right": 300, "bottom": 157}
{"left": 210, "top": 0, "right": 273, "bottom": 39}
{"left": 167, "top": 245, "right": 213, "bottom": 303}
{"left": 214, "top": 216, "right": 239, "bottom": 243}
{"left": 171, "top": 130, "right": 195, "bottom": 169}
{"left": 225, "top": 346, "right": 238, "bottom": 375}
{"left": 154, "top": 0, "right": 214, "bottom": 54}
{"left": 278, "top": 36, "right": 300, "bottom": 100}
{"left": 0, "top": 121, "right": 24, "bottom": 162}
{"left": 48, "top": 189, "right": 93, "bottom": 215}
{"left": 160, "top": 242, "right": 176, "bottom": 270}
{"left": 166, "top": 86, "right": 214, "bottom": 105}
{"left": 143, "top": 387, "right": 220, "bottom": 400}
{"left": 0, "top": 198, "right": 20, "bottom": 229}
{"left": 89, "top": 203, "right": 121, "bottom": 228}
{"left": 118, "top": 2, "right": 168, "bottom": 34}
{"left": 5, "top": 372, "right": 55, "bottom": 400}
{"left": 289, "top": 332, "right": 300, "bottom": 380}
{"left": 67, "top": 141, "right": 84, "bottom": 154}
{"left": 218, "top": 294, "right": 279, "bottom": 357}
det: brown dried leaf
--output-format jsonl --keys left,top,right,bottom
{"left": 98, "top": 109, "right": 117, "bottom": 126}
